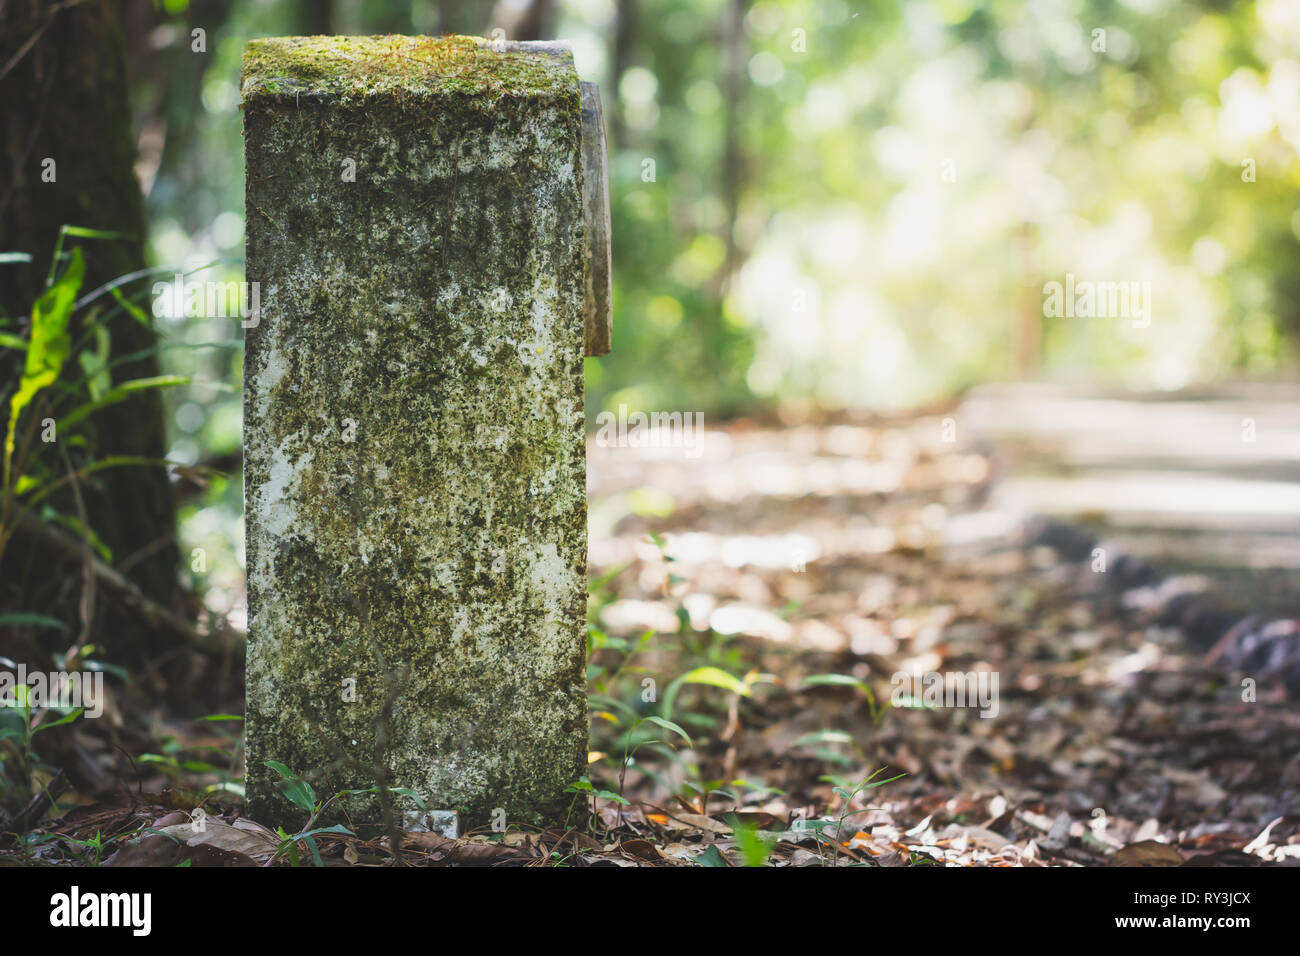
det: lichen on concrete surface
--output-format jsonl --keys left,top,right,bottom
{"left": 242, "top": 36, "right": 588, "bottom": 829}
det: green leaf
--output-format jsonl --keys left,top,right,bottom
{"left": 801, "top": 673, "right": 884, "bottom": 723}
{"left": 731, "top": 819, "right": 776, "bottom": 867}
{"left": 39, "top": 506, "right": 113, "bottom": 562}
{"left": 59, "top": 226, "right": 131, "bottom": 241}
{"left": 587, "top": 560, "right": 630, "bottom": 593}
{"left": 861, "top": 771, "right": 906, "bottom": 790}
{"left": 179, "top": 760, "right": 219, "bottom": 773}
{"left": 0, "top": 612, "right": 68, "bottom": 632}
{"left": 639, "top": 715, "right": 693, "bottom": 748}
{"left": 696, "top": 844, "right": 729, "bottom": 867}
{"left": 264, "top": 760, "right": 317, "bottom": 812}
{"left": 891, "top": 695, "right": 937, "bottom": 710}
{"left": 110, "top": 286, "right": 151, "bottom": 327}
{"left": 4, "top": 246, "right": 84, "bottom": 491}
{"left": 76, "top": 323, "right": 111, "bottom": 401}
{"left": 661, "top": 666, "right": 757, "bottom": 722}
{"left": 792, "top": 729, "right": 854, "bottom": 748}
{"left": 389, "top": 787, "right": 427, "bottom": 809}
{"left": 33, "top": 707, "right": 83, "bottom": 733}
{"left": 801, "top": 673, "right": 870, "bottom": 693}
{"left": 587, "top": 691, "right": 639, "bottom": 724}
{"left": 678, "top": 666, "right": 751, "bottom": 696}
{"left": 58, "top": 374, "right": 191, "bottom": 432}
{"left": 299, "top": 824, "right": 354, "bottom": 844}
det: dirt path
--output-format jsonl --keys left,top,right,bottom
{"left": 580, "top": 408, "right": 1299, "bottom": 865}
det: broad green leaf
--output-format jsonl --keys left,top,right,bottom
{"left": 731, "top": 819, "right": 776, "bottom": 867}
{"left": 661, "top": 666, "right": 762, "bottom": 721}
{"left": 4, "top": 247, "right": 84, "bottom": 491}
{"left": 696, "top": 844, "right": 729, "bottom": 867}
{"left": 678, "top": 665, "right": 751, "bottom": 696}
{"left": 264, "top": 760, "right": 317, "bottom": 812}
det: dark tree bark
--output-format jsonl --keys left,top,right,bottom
{"left": 0, "top": 0, "right": 184, "bottom": 668}
{"left": 608, "top": 0, "right": 638, "bottom": 147}
{"left": 435, "top": 0, "right": 493, "bottom": 37}
{"left": 299, "top": 0, "right": 332, "bottom": 35}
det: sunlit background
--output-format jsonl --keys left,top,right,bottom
{"left": 127, "top": 0, "right": 1300, "bottom": 625}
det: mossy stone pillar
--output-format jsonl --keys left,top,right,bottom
{"left": 242, "top": 36, "right": 601, "bottom": 829}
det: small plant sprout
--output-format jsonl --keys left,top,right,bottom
{"left": 263, "top": 761, "right": 427, "bottom": 866}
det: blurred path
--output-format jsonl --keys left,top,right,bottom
{"left": 961, "top": 383, "right": 1300, "bottom": 577}
{"left": 584, "top": 405, "right": 1298, "bottom": 864}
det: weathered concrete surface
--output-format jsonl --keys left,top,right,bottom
{"left": 242, "top": 36, "right": 588, "bottom": 828}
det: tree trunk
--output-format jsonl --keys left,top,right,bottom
{"left": 300, "top": 0, "right": 332, "bottom": 35}
{"left": 608, "top": 0, "right": 638, "bottom": 147}
{"left": 0, "top": 0, "right": 184, "bottom": 669}
{"left": 435, "top": 0, "right": 494, "bottom": 36}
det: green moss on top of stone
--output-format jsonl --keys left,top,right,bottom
{"left": 242, "top": 35, "right": 576, "bottom": 105}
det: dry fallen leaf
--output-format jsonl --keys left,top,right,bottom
{"left": 619, "top": 838, "right": 663, "bottom": 862}
{"left": 105, "top": 819, "right": 273, "bottom": 867}
{"left": 678, "top": 813, "right": 734, "bottom": 835}
{"left": 1108, "top": 840, "right": 1183, "bottom": 867}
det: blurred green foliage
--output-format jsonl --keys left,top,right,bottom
{"left": 135, "top": 0, "right": 1300, "bottom": 603}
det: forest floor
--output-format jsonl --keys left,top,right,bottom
{"left": 5, "top": 406, "right": 1299, "bottom": 866}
